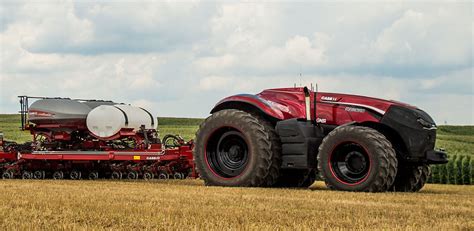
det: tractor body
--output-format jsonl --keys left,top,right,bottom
{"left": 212, "top": 87, "right": 446, "bottom": 165}
{"left": 195, "top": 87, "right": 448, "bottom": 192}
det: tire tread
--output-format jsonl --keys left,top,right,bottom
{"left": 317, "top": 126, "right": 398, "bottom": 192}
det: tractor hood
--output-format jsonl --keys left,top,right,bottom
{"left": 212, "top": 87, "right": 419, "bottom": 122}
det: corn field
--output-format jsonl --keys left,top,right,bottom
{"left": 428, "top": 154, "right": 472, "bottom": 185}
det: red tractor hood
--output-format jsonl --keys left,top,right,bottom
{"left": 212, "top": 87, "right": 417, "bottom": 125}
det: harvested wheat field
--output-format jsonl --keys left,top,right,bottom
{"left": 0, "top": 180, "right": 472, "bottom": 230}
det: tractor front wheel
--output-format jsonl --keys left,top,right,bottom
{"left": 390, "top": 164, "right": 422, "bottom": 192}
{"left": 412, "top": 164, "right": 430, "bottom": 192}
{"left": 317, "top": 126, "right": 398, "bottom": 192}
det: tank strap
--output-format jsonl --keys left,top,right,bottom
{"left": 113, "top": 106, "right": 129, "bottom": 126}
{"left": 139, "top": 107, "right": 155, "bottom": 127}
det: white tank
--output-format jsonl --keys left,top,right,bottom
{"left": 86, "top": 104, "right": 155, "bottom": 139}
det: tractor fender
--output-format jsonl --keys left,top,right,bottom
{"left": 210, "top": 94, "right": 287, "bottom": 120}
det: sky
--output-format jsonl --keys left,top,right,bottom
{"left": 0, "top": 0, "right": 472, "bottom": 125}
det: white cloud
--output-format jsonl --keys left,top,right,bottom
{"left": 198, "top": 76, "right": 230, "bottom": 91}
{"left": 198, "top": 75, "right": 263, "bottom": 93}
{"left": 284, "top": 35, "right": 327, "bottom": 66}
{"left": 0, "top": 1, "right": 472, "bottom": 124}
{"left": 194, "top": 55, "right": 236, "bottom": 74}
{"left": 12, "top": 0, "right": 94, "bottom": 53}
{"left": 194, "top": 33, "right": 328, "bottom": 75}
{"left": 371, "top": 7, "right": 471, "bottom": 66}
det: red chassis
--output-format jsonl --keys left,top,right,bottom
{"left": 0, "top": 141, "right": 196, "bottom": 180}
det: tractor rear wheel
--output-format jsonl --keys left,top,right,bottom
{"left": 317, "top": 126, "right": 398, "bottom": 192}
{"left": 194, "top": 109, "right": 278, "bottom": 187}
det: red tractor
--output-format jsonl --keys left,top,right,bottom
{"left": 194, "top": 87, "right": 448, "bottom": 192}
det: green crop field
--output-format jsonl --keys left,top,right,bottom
{"left": 0, "top": 114, "right": 473, "bottom": 229}
{"left": 158, "top": 117, "right": 203, "bottom": 141}
{"left": 436, "top": 126, "right": 474, "bottom": 155}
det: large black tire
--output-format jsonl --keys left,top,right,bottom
{"left": 194, "top": 109, "right": 279, "bottom": 187}
{"left": 390, "top": 164, "right": 422, "bottom": 192}
{"left": 273, "top": 169, "right": 317, "bottom": 188}
{"left": 317, "top": 126, "right": 398, "bottom": 192}
{"left": 412, "top": 164, "right": 431, "bottom": 192}
{"left": 257, "top": 117, "right": 282, "bottom": 187}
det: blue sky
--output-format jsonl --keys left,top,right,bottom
{"left": 0, "top": 0, "right": 472, "bottom": 124}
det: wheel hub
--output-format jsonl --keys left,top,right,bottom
{"left": 206, "top": 128, "right": 249, "bottom": 178}
{"left": 330, "top": 142, "right": 370, "bottom": 184}
{"left": 345, "top": 151, "right": 367, "bottom": 174}
{"left": 228, "top": 145, "right": 243, "bottom": 161}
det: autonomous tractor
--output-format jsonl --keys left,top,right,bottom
{"left": 194, "top": 87, "right": 448, "bottom": 192}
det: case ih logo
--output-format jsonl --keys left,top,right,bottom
{"left": 321, "top": 96, "right": 338, "bottom": 101}
{"left": 146, "top": 156, "right": 160, "bottom": 160}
